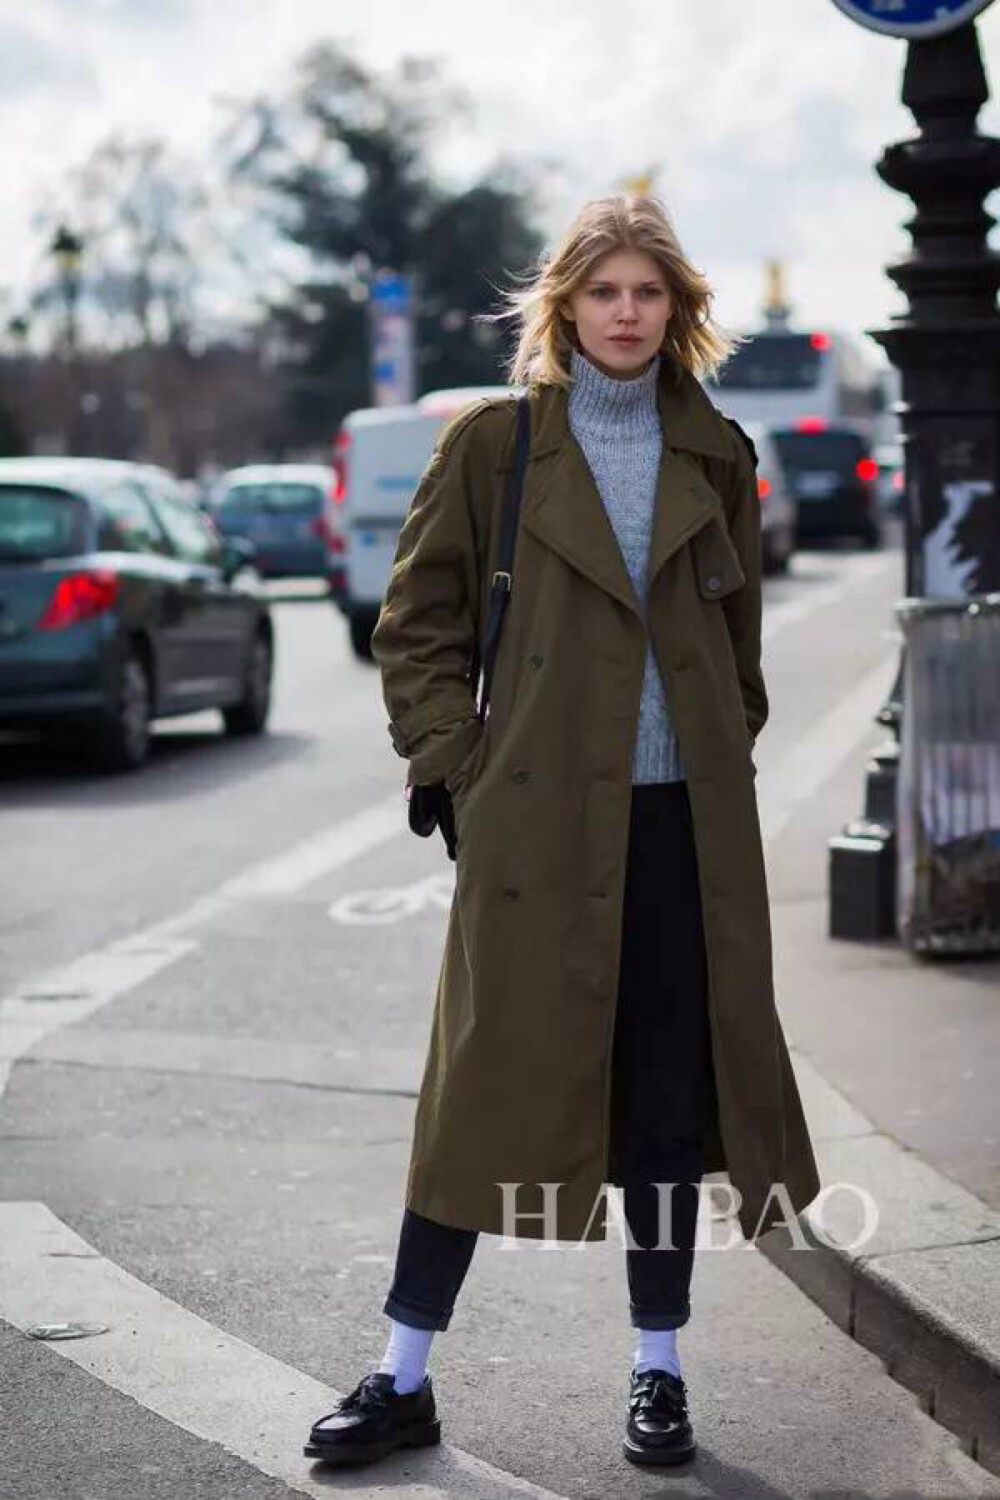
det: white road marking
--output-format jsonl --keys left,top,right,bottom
{"left": 0, "top": 1203, "right": 568, "bottom": 1500}
{"left": 0, "top": 796, "right": 402, "bottom": 1104}
{"left": 0, "top": 939, "right": 195, "bottom": 1102}
{"left": 762, "top": 551, "right": 894, "bottom": 644}
{"left": 329, "top": 871, "right": 455, "bottom": 924}
{"left": 757, "top": 652, "right": 898, "bottom": 844}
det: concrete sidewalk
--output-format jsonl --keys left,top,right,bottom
{"left": 762, "top": 719, "right": 1000, "bottom": 1476}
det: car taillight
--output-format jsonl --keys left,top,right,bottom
{"left": 856, "top": 457, "right": 878, "bottom": 483}
{"left": 795, "top": 415, "right": 828, "bottom": 432}
{"left": 757, "top": 476, "right": 771, "bottom": 502}
{"left": 331, "top": 429, "right": 350, "bottom": 506}
{"left": 892, "top": 469, "right": 904, "bottom": 493}
{"left": 38, "top": 569, "right": 119, "bottom": 630}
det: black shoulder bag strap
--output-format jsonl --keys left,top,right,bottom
{"left": 469, "top": 393, "right": 531, "bottom": 723}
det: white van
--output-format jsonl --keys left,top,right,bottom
{"left": 334, "top": 386, "right": 514, "bottom": 660}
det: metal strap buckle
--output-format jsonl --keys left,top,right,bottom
{"left": 492, "top": 570, "right": 512, "bottom": 592}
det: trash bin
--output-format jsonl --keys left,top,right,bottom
{"left": 896, "top": 594, "right": 1000, "bottom": 956}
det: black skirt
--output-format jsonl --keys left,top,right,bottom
{"left": 608, "top": 780, "right": 718, "bottom": 1190}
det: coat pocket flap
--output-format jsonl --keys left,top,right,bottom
{"left": 691, "top": 516, "right": 746, "bottom": 600}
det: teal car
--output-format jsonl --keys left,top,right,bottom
{"left": 0, "top": 457, "right": 273, "bottom": 770}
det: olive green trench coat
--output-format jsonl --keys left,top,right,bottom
{"left": 371, "top": 356, "right": 821, "bottom": 1244}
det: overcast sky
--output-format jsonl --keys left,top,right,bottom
{"left": 3, "top": 0, "right": 1000, "bottom": 353}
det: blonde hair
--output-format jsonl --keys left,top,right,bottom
{"left": 496, "top": 194, "right": 739, "bottom": 388}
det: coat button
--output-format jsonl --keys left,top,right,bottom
{"left": 512, "top": 767, "right": 529, "bottom": 783}
{"left": 502, "top": 886, "right": 520, "bottom": 902}
{"left": 705, "top": 575, "right": 722, "bottom": 592}
{"left": 528, "top": 653, "right": 543, "bottom": 670}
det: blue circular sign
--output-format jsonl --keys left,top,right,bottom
{"left": 830, "top": 0, "right": 995, "bottom": 37}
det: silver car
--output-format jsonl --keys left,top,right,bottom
{"left": 739, "top": 422, "right": 797, "bottom": 576}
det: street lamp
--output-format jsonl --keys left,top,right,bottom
{"left": 49, "top": 224, "right": 85, "bottom": 453}
{"left": 49, "top": 224, "right": 84, "bottom": 359}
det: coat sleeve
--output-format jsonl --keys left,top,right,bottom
{"left": 720, "top": 436, "right": 769, "bottom": 746}
{"left": 370, "top": 404, "right": 489, "bottom": 787}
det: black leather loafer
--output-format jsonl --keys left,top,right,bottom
{"left": 304, "top": 1371, "right": 440, "bottom": 1468}
{"left": 622, "top": 1367, "right": 697, "bottom": 1466}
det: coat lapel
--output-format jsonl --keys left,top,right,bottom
{"left": 512, "top": 358, "right": 736, "bottom": 618}
{"left": 519, "top": 433, "right": 640, "bottom": 615}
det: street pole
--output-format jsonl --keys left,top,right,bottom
{"left": 827, "top": 0, "right": 1000, "bottom": 940}
{"left": 49, "top": 224, "right": 84, "bottom": 455}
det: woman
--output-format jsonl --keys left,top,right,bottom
{"left": 305, "top": 194, "right": 820, "bottom": 1472}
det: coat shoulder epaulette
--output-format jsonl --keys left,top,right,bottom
{"left": 723, "top": 416, "right": 759, "bottom": 470}
{"left": 437, "top": 396, "right": 513, "bottom": 456}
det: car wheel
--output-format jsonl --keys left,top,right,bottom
{"left": 349, "top": 611, "right": 376, "bottom": 662}
{"left": 223, "top": 631, "right": 272, "bottom": 736}
{"left": 88, "top": 647, "right": 152, "bottom": 772}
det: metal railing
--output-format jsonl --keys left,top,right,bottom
{"left": 896, "top": 594, "right": 1000, "bottom": 956}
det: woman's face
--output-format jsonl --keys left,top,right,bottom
{"left": 561, "top": 248, "right": 673, "bottom": 380}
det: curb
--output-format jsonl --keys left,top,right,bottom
{"left": 760, "top": 1052, "right": 1000, "bottom": 1476}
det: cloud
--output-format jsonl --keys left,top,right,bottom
{"left": 0, "top": 21, "right": 97, "bottom": 101}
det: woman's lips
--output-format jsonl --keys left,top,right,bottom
{"left": 610, "top": 336, "right": 641, "bottom": 345}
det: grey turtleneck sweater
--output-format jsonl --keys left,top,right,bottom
{"left": 567, "top": 347, "right": 685, "bottom": 785}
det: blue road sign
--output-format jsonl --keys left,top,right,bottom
{"left": 369, "top": 271, "right": 414, "bottom": 406}
{"left": 830, "top": 0, "right": 995, "bottom": 37}
{"left": 370, "top": 272, "right": 411, "bottom": 316}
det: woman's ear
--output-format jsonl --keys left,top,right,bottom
{"left": 558, "top": 301, "right": 576, "bottom": 325}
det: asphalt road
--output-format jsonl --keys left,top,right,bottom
{"left": 3, "top": 542, "right": 999, "bottom": 1499}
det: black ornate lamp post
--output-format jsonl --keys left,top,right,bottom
{"left": 49, "top": 224, "right": 85, "bottom": 453}
{"left": 827, "top": 0, "right": 1000, "bottom": 940}
{"left": 50, "top": 224, "right": 83, "bottom": 358}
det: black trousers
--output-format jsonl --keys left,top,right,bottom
{"left": 383, "top": 781, "right": 716, "bottom": 1332}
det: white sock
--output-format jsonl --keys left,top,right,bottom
{"left": 378, "top": 1318, "right": 435, "bottom": 1394}
{"left": 634, "top": 1327, "right": 681, "bottom": 1379}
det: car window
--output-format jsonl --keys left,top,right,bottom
{"left": 152, "top": 492, "right": 221, "bottom": 566}
{"left": 711, "top": 335, "right": 822, "bottom": 392}
{"left": 0, "top": 486, "right": 88, "bottom": 561}
{"left": 98, "top": 483, "right": 171, "bottom": 555}
{"left": 772, "top": 431, "right": 867, "bottom": 471}
{"left": 216, "top": 482, "right": 323, "bottom": 516}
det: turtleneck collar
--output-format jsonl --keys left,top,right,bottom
{"left": 568, "top": 346, "right": 661, "bottom": 436}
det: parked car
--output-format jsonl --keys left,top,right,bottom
{"left": 770, "top": 424, "right": 882, "bottom": 548}
{"left": 0, "top": 457, "right": 273, "bottom": 770}
{"left": 737, "top": 421, "right": 797, "bottom": 576}
{"left": 210, "top": 464, "right": 343, "bottom": 586}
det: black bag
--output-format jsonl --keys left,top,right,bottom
{"left": 407, "top": 395, "right": 531, "bottom": 859}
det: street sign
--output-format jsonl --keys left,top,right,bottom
{"left": 830, "top": 0, "right": 995, "bottom": 37}
{"left": 369, "top": 271, "right": 415, "bottom": 408}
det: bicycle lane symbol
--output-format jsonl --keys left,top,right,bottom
{"left": 328, "top": 871, "right": 456, "bottom": 925}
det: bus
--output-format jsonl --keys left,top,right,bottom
{"left": 704, "top": 329, "right": 888, "bottom": 441}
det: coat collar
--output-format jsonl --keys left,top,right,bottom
{"left": 511, "top": 358, "right": 734, "bottom": 619}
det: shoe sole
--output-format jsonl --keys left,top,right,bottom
{"left": 304, "top": 1418, "right": 441, "bottom": 1468}
{"left": 622, "top": 1436, "right": 697, "bottom": 1467}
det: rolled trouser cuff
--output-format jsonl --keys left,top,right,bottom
{"left": 629, "top": 1303, "right": 691, "bottom": 1330}
{"left": 383, "top": 1292, "right": 455, "bottom": 1332}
